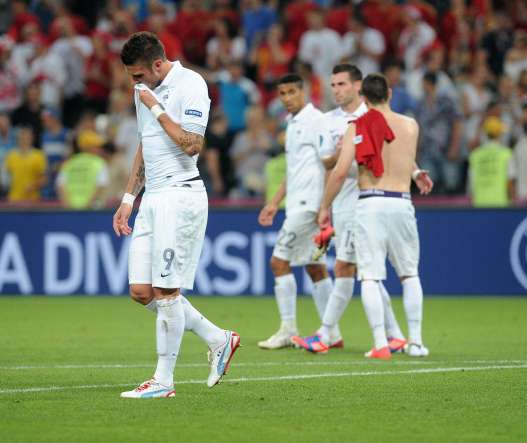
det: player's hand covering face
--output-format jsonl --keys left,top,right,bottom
{"left": 113, "top": 203, "right": 133, "bottom": 237}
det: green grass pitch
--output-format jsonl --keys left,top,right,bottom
{"left": 0, "top": 295, "right": 526, "bottom": 443}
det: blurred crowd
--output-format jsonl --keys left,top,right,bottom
{"left": 0, "top": 0, "right": 526, "bottom": 208}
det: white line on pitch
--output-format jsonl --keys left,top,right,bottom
{"left": 0, "top": 359, "right": 525, "bottom": 371}
{"left": 1, "top": 364, "right": 526, "bottom": 394}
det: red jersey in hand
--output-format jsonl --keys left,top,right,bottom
{"left": 353, "top": 109, "right": 395, "bottom": 177}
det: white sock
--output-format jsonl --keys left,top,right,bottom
{"left": 145, "top": 299, "right": 157, "bottom": 313}
{"left": 402, "top": 276, "right": 424, "bottom": 345}
{"left": 319, "top": 277, "right": 354, "bottom": 343}
{"left": 180, "top": 296, "right": 226, "bottom": 348}
{"left": 379, "top": 282, "right": 405, "bottom": 340}
{"left": 361, "top": 280, "right": 388, "bottom": 349}
{"left": 275, "top": 274, "right": 297, "bottom": 330}
{"left": 312, "top": 277, "right": 332, "bottom": 321}
{"left": 153, "top": 298, "right": 185, "bottom": 387}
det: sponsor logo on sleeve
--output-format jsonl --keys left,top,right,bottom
{"left": 185, "top": 109, "right": 203, "bottom": 117}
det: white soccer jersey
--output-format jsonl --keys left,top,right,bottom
{"left": 284, "top": 103, "right": 331, "bottom": 214}
{"left": 322, "top": 102, "right": 368, "bottom": 213}
{"left": 134, "top": 61, "right": 211, "bottom": 191}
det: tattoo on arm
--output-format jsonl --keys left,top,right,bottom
{"left": 131, "top": 162, "right": 145, "bottom": 196}
{"left": 179, "top": 130, "right": 204, "bottom": 156}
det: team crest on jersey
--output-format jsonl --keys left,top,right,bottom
{"left": 185, "top": 109, "right": 203, "bottom": 117}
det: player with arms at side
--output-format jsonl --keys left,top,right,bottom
{"left": 258, "top": 73, "right": 337, "bottom": 349}
{"left": 292, "top": 64, "right": 407, "bottom": 354}
{"left": 319, "top": 73, "right": 431, "bottom": 359}
{"left": 113, "top": 32, "right": 240, "bottom": 398}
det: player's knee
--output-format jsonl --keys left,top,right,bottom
{"left": 306, "top": 264, "right": 328, "bottom": 282}
{"left": 270, "top": 256, "right": 290, "bottom": 276}
{"left": 153, "top": 287, "right": 181, "bottom": 299}
{"left": 129, "top": 284, "right": 153, "bottom": 305}
{"left": 335, "top": 261, "right": 356, "bottom": 278}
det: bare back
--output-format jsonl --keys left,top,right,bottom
{"left": 358, "top": 110, "right": 418, "bottom": 193}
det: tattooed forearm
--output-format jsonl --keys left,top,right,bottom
{"left": 131, "top": 162, "right": 145, "bottom": 195}
{"left": 178, "top": 130, "right": 204, "bottom": 156}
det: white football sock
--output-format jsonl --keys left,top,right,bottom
{"left": 275, "top": 274, "right": 297, "bottom": 330}
{"left": 320, "top": 277, "right": 354, "bottom": 343}
{"left": 145, "top": 299, "right": 157, "bottom": 313}
{"left": 312, "top": 277, "right": 332, "bottom": 321}
{"left": 361, "top": 280, "right": 388, "bottom": 349}
{"left": 379, "top": 282, "right": 405, "bottom": 340}
{"left": 402, "top": 276, "right": 424, "bottom": 345}
{"left": 153, "top": 298, "right": 185, "bottom": 387}
{"left": 180, "top": 296, "right": 226, "bottom": 348}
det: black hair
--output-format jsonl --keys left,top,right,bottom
{"left": 120, "top": 31, "right": 166, "bottom": 66}
{"left": 423, "top": 71, "right": 438, "bottom": 85}
{"left": 277, "top": 73, "right": 303, "bottom": 88}
{"left": 332, "top": 63, "right": 362, "bottom": 82}
{"left": 360, "top": 73, "right": 389, "bottom": 104}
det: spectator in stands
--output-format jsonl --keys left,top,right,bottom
{"left": 2, "top": 126, "right": 47, "bottom": 202}
{"left": 215, "top": 59, "right": 261, "bottom": 136}
{"left": 10, "top": 21, "right": 41, "bottom": 79}
{"left": 41, "top": 107, "right": 70, "bottom": 199}
{"left": 10, "top": 81, "right": 44, "bottom": 147}
{"left": 461, "top": 65, "right": 493, "bottom": 150}
{"left": 206, "top": 17, "right": 246, "bottom": 72}
{"left": 469, "top": 117, "right": 514, "bottom": 207}
{"left": 383, "top": 60, "right": 417, "bottom": 115}
{"left": 341, "top": 9, "right": 386, "bottom": 76}
{"left": 509, "top": 104, "right": 527, "bottom": 204}
{"left": 84, "top": 31, "right": 113, "bottom": 114}
{"left": 145, "top": 4, "right": 183, "bottom": 61}
{"left": 211, "top": 0, "right": 240, "bottom": 28}
{"left": 480, "top": 10, "right": 513, "bottom": 77}
{"left": 284, "top": 0, "right": 317, "bottom": 47}
{"left": 250, "top": 22, "right": 295, "bottom": 104}
{"left": 26, "top": 34, "right": 66, "bottom": 109}
{"left": 0, "top": 113, "right": 16, "bottom": 185}
{"left": 107, "top": 89, "right": 138, "bottom": 168}
{"left": 230, "top": 105, "right": 273, "bottom": 197}
{"left": 406, "top": 45, "right": 459, "bottom": 103}
{"left": 416, "top": 71, "right": 463, "bottom": 194}
{"left": 204, "top": 111, "right": 235, "bottom": 197}
{"left": 169, "top": 0, "right": 210, "bottom": 65}
{"left": 518, "top": 69, "right": 527, "bottom": 103}
{"left": 0, "top": 38, "right": 22, "bottom": 113}
{"left": 496, "top": 75, "right": 522, "bottom": 145}
{"left": 99, "top": 141, "right": 128, "bottom": 206}
{"left": 56, "top": 129, "right": 109, "bottom": 209}
{"left": 298, "top": 8, "right": 342, "bottom": 77}
{"left": 106, "top": 9, "right": 136, "bottom": 56}
{"left": 398, "top": 5, "right": 436, "bottom": 71}
{"left": 47, "top": 1, "right": 89, "bottom": 41}
{"left": 7, "top": 0, "right": 41, "bottom": 43}
{"left": 50, "top": 17, "right": 93, "bottom": 128}
{"left": 241, "top": 0, "right": 277, "bottom": 51}
{"left": 504, "top": 30, "right": 527, "bottom": 83}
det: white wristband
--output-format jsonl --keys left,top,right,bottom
{"left": 150, "top": 104, "right": 165, "bottom": 120}
{"left": 122, "top": 192, "right": 136, "bottom": 207}
{"left": 412, "top": 169, "right": 423, "bottom": 181}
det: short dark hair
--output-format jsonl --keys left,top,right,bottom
{"left": 277, "top": 73, "right": 303, "bottom": 88}
{"left": 120, "top": 31, "right": 166, "bottom": 66}
{"left": 332, "top": 63, "right": 362, "bottom": 82}
{"left": 360, "top": 73, "right": 389, "bottom": 104}
{"left": 423, "top": 71, "right": 438, "bottom": 86}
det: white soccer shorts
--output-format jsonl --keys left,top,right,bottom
{"left": 272, "top": 210, "right": 324, "bottom": 266}
{"left": 128, "top": 184, "right": 208, "bottom": 289}
{"left": 333, "top": 209, "right": 356, "bottom": 264}
{"left": 354, "top": 197, "right": 420, "bottom": 280}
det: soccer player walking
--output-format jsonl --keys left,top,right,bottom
{"left": 257, "top": 74, "right": 334, "bottom": 349}
{"left": 319, "top": 73, "right": 431, "bottom": 359}
{"left": 113, "top": 32, "right": 240, "bottom": 398}
{"left": 292, "top": 64, "right": 407, "bottom": 354}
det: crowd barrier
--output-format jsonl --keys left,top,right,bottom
{"left": 1, "top": 207, "right": 526, "bottom": 296}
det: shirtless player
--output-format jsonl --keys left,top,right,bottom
{"left": 319, "top": 73, "right": 432, "bottom": 359}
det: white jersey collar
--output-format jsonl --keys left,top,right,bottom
{"left": 156, "top": 61, "right": 183, "bottom": 90}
